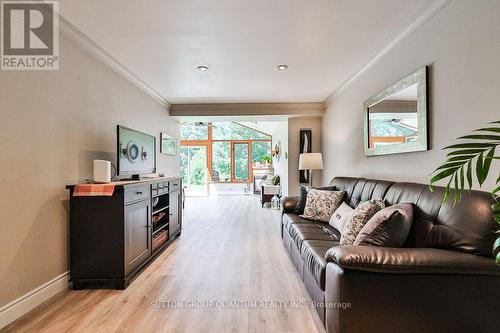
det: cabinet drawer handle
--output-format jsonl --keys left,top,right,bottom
{"left": 136, "top": 191, "right": 143, "bottom": 195}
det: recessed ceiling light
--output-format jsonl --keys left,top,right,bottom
{"left": 197, "top": 65, "right": 209, "bottom": 72}
{"left": 277, "top": 64, "right": 288, "bottom": 71}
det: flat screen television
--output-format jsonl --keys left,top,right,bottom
{"left": 117, "top": 125, "right": 156, "bottom": 179}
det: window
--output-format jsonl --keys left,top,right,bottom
{"left": 251, "top": 141, "right": 272, "bottom": 163}
{"left": 233, "top": 143, "right": 249, "bottom": 180}
{"left": 212, "top": 122, "right": 271, "bottom": 140}
{"left": 180, "top": 123, "right": 208, "bottom": 140}
{"left": 212, "top": 142, "right": 231, "bottom": 181}
{"left": 181, "top": 122, "right": 272, "bottom": 183}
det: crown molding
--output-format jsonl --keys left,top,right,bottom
{"left": 57, "top": 15, "right": 171, "bottom": 109}
{"left": 169, "top": 102, "right": 325, "bottom": 117}
{"left": 328, "top": 0, "right": 452, "bottom": 101}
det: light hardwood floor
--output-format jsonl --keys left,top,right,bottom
{"left": 2, "top": 195, "right": 324, "bottom": 333}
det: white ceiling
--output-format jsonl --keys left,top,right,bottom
{"left": 59, "top": 0, "right": 430, "bottom": 104}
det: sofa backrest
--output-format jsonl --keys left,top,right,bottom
{"left": 329, "top": 177, "right": 496, "bottom": 258}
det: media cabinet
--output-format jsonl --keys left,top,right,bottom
{"left": 66, "top": 177, "right": 182, "bottom": 290}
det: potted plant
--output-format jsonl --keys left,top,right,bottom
{"left": 261, "top": 156, "right": 272, "bottom": 167}
{"left": 429, "top": 121, "right": 499, "bottom": 263}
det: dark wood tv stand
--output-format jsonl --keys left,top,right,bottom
{"left": 66, "top": 177, "right": 182, "bottom": 290}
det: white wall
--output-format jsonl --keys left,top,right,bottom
{"left": 272, "top": 120, "right": 289, "bottom": 195}
{"left": 0, "top": 34, "right": 179, "bottom": 308}
{"left": 322, "top": 0, "right": 500, "bottom": 191}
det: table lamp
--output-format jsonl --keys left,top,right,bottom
{"left": 299, "top": 153, "right": 323, "bottom": 186}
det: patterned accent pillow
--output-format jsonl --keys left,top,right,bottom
{"left": 300, "top": 189, "right": 346, "bottom": 222}
{"left": 340, "top": 198, "right": 385, "bottom": 245}
{"left": 294, "top": 185, "right": 336, "bottom": 214}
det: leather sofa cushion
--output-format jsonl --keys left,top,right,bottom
{"left": 329, "top": 177, "right": 394, "bottom": 209}
{"left": 282, "top": 213, "right": 310, "bottom": 234}
{"left": 301, "top": 240, "right": 339, "bottom": 290}
{"left": 288, "top": 222, "right": 339, "bottom": 251}
{"left": 384, "top": 182, "right": 497, "bottom": 257}
{"left": 325, "top": 246, "right": 500, "bottom": 275}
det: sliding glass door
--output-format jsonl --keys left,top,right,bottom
{"left": 180, "top": 146, "right": 208, "bottom": 196}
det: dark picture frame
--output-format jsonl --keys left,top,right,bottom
{"left": 299, "top": 129, "right": 312, "bottom": 183}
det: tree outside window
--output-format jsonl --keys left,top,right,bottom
{"left": 252, "top": 141, "right": 272, "bottom": 164}
{"left": 212, "top": 142, "right": 231, "bottom": 181}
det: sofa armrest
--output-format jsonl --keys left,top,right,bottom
{"left": 281, "top": 196, "right": 299, "bottom": 214}
{"left": 325, "top": 246, "right": 500, "bottom": 275}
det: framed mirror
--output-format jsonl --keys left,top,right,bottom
{"left": 363, "top": 66, "right": 428, "bottom": 156}
{"left": 160, "top": 133, "right": 177, "bottom": 155}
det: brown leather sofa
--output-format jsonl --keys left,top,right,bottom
{"left": 281, "top": 177, "right": 500, "bottom": 333}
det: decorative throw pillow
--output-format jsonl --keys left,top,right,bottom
{"left": 329, "top": 202, "right": 354, "bottom": 232}
{"left": 300, "top": 189, "right": 345, "bottom": 222}
{"left": 354, "top": 203, "right": 413, "bottom": 247}
{"left": 294, "top": 185, "right": 335, "bottom": 214}
{"left": 340, "top": 198, "right": 385, "bottom": 245}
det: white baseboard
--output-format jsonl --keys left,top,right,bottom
{"left": 0, "top": 272, "right": 69, "bottom": 330}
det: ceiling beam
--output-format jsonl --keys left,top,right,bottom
{"left": 169, "top": 102, "right": 325, "bottom": 117}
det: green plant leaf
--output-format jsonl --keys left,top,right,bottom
{"left": 466, "top": 160, "right": 473, "bottom": 191}
{"left": 493, "top": 202, "right": 500, "bottom": 215}
{"left": 459, "top": 166, "right": 465, "bottom": 194}
{"left": 442, "top": 175, "right": 454, "bottom": 204}
{"left": 446, "top": 148, "right": 488, "bottom": 156}
{"left": 476, "top": 152, "right": 484, "bottom": 185}
{"left": 453, "top": 172, "right": 460, "bottom": 206}
{"left": 458, "top": 134, "right": 500, "bottom": 141}
{"left": 446, "top": 154, "right": 479, "bottom": 162}
{"left": 430, "top": 167, "right": 459, "bottom": 187}
{"left": 473, "top": 127, "right": 500, "bottom": 134}
{"left": 434, "top": 161, "right": 467, "bottom": 172}
{"left": 429, "top": 120, "right": 499, "bottom": 262}
{"left": 444, "top": 143, "right": 496, "bottom": 149}
{"left": 493, "top": 186, "right": 500, "bottom": 198}
{"left": 479, "top": 147, "right": 496, "bottom": 184}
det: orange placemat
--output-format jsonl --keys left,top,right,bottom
{"left": 73, "top": 184, "right": 115, "bottom": 196}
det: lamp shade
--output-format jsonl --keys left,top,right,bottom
{"left": 299, "top": 153, "right": 323, "bottom": 170}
